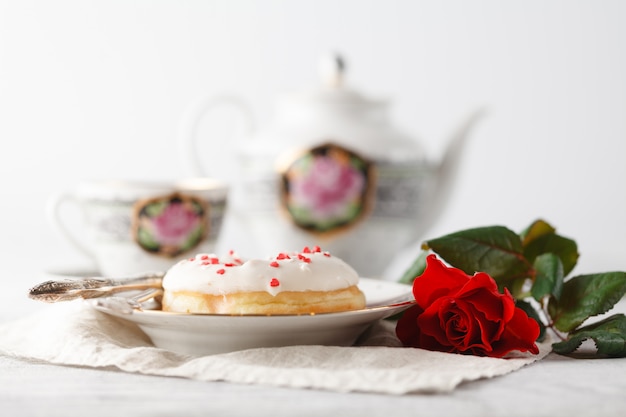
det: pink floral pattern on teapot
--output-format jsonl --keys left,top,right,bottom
{"left": 280, "top": 143, "right": 375, "bottom": 235}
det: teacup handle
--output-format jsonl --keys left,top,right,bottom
{"left": 46, "top": 192, "right": 96, "bottom": 261}
{"left": 178, "top": 94, "right": 255, "bottom": 177}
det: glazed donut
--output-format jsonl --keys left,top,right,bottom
{"left": 161, "top": 246, "right": 366, "bottom": 315}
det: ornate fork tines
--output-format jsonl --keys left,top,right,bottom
{"left": 28, "top": 273, "right": 165, "bottom": 303}
{"left": 91, "top": 288, "right": 164, "bottom": 314}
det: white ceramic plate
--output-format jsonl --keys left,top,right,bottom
{"left": 91, "top": 278, "right": 414, "bottom": 356}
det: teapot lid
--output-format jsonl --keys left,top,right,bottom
{"left": 318, "top": 53, "right": 348, "bottom": 89}
{"left": 277, "top": 54, "right": 387, "bottom": 109}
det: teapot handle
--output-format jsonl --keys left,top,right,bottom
{"left": 45, "top": 191, "right": 97, "bottom": 261}
{"left": 178, "top": 94, "right": 255, "bottom": 177}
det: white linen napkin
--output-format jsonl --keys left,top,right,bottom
{"left": 0, "top": 302, "right": 550, "bottom": 395}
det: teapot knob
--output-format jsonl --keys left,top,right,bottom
{"left": 318, "top": 53, "right": 346, "bottom": 88}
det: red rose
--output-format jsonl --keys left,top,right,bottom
{"left": 396, "top": 254, "right": 540, "bottom": 357}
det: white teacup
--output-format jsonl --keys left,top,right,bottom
{"left": 47, "top": 178, "right": 229, "bottom": 277}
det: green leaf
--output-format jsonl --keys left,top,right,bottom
{"left": 552, "top": 314, "right": 626, "bottom": 357}
{"left": 531, "top": 253, "right": 564, "bottom": 302}
{"left": 144, "top": 201, "right": 167, "bottom": 217}
{"left": 515, "top": 299, "right": 546, "bottom": 342}
{"left": 422, "top": 226, "right": 533, "bottom": 284}
{"left": 190, "top": 200, "right": 205, "bottom": 215}
{"left": 520, "top": 219, "right": 556, "bottom": 246}
{"left": 549, "top": 272, "right": 626, "bottom": 332}
{"left": 523, "top": 233, "right": 579, "bottom": 276}
{"left": 181, "top": 225, "right": 204, "bottom": 252}
{"left": 508, "top": 277, "right": 529, "bottom": 299}
{"left": 398, "top": 250, "right": 428, "bottom": 285}
{"left": 137, "top": 227, "right": 160, "bottom": 251}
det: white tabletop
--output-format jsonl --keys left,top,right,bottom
{"left": 1, "top": 254, "right": 625, "bottom": 417}
{"left": 1, "top": 350, "right": 624, "bottom": 417}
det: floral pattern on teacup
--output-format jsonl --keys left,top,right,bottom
{"left": 279, "top": 143, "right": 375, "bottom": 236}
{"left": 132, "top": 193, "right": 209, "bottom": 257}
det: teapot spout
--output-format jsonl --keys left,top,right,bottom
{"left": 424, "top": 108, "right": 487, "bottom": 229}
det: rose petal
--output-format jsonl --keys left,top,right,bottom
{"left": 453, "top": 299, "right": 497, "bottom": 352}
{"left": 413, "top": 255, "right": 472, "bottom": 307}
{"left": 457, "top": 284, "right": 503, "bottom": 321}
{"left": 418, "top": 298, "right": 483, "bottom": 354}
{"left": 395, "top": 304, "right": 423, "bottom": 347}
{"left": 454, "top": 271, "right": 499, "bottom": 299}
{"left": 489, "top": 307, "right": 541, "bottom": 357}
{"left": 443, "top": 304, "right": 473, "bottom": 348}
{"left": 454, "top": 273, "right": 516, "bottom": 343}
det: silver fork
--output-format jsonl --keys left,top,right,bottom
{"left": 28, "top": 272, "right": 164, "bottom": 303}
{"left": 91, "top": 288, "right": 164, "bottom": 314}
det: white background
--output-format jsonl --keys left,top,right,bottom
{"left": 1, "top": 0, "right": 625, "bottom": 289}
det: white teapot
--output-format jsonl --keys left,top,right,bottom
{"left": 180, "top": 55, "right": 482, "bottom": 277}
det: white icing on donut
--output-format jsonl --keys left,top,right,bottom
{"left": 162, "top": 247, "right": 359, "bottom": 296}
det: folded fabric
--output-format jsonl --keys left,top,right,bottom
{"left": 0, "top": 302, "right": 550, "bottom": 395}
